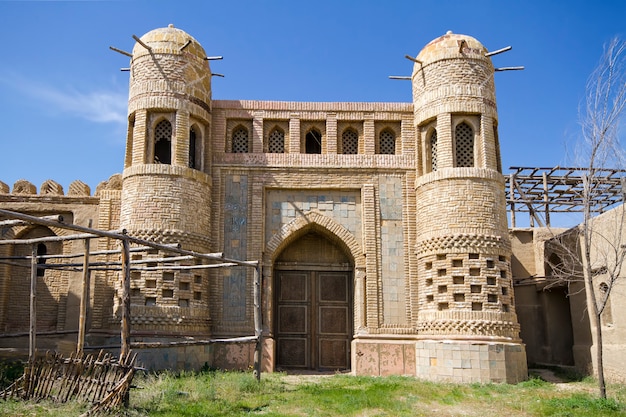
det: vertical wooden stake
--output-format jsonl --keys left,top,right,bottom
{"left": 120, "top": 237, "right": 131, "bottom": 360}
{"left": 543, "top": 172, "right": 551, "bottom": 227}
{"left": 509, "top": 174, "right": 516, "bottom": 228}
{"left": 29, "top": 244, "right": 37, "bottom": 361}
{"left": 253, "top": 265, "right": 262, "bottom": 381}
{"left": 77, "top": 220, "right": 92, "bottom": 354}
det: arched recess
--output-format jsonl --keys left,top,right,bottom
{"left": 6, "top": 225, "right": 69, "bottom": 333}
{"left": 264, "top": 211, "right": 363, "bottom": 267}
{"left": 264, "top": 212, "right": 363, "bottom": 372}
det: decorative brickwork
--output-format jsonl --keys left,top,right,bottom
{"left": 13, "top": 180, "right": 36, "bottom": 194}
{"left": 0, "top": 28, "right": 527, "bottom": 380}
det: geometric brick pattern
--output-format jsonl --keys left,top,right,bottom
{"left": 0, "top": 28, "right": 528, "bottom": 379}
{"left": 416, "top": 233, "right": 509, "bottom": 255}
{"left": 416, "top": 318, "right": 520, "bottom": 337}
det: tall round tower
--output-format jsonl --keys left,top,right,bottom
{"left": 412, "top": 32, "right": 527, "bottom": 382}
{"left": 119, "top": 25, "right": 213, "bottom": 337}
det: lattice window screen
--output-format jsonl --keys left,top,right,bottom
{"left": 232, "top": 127, "right": 249, "bottom": 153}
{"left": 379, "top": 130, "right": 395, "bottom": 155}
{"left": 342, "top": 129, "right": 358, "bottom": 154}
{"left": 268, "top": 129, "right": 285, "bottom": 153}
{"left": 430, "top": 130, "right": 438, "bottom": 171}
{"left": 455, "top": 122, "right": 474, "bottom": 167}
{"left": 156, "top": 120, "right": 171, "bottom": 142}
{"left": 154, "top": 120, "right": 172, "bottom": 164}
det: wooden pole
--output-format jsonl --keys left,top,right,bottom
{"left": 543, "top": 171, "right": 551, "bottom": 227}
{"left": 29, "top": 244, "right": 37, "bottom": 361}
{"left": 132, "top": 35, "right": 152, "bottom": 51}
{"left": 485, "top": 45, "right": 512, "bottom": 57}
{"left": 253, "top": 265, "right": 262, "bottom": 381}
{"left": 120, "top": 238, "right": 131, "bottom": 360}
{"left": 509, "top": 174, "right": 516, "bottom": 228}
{"left": 77, "top": 221, "right": 92, "bottom": 354}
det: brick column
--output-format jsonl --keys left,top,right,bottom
{"left": 252, "top": 111, "right": 264, "bottom": 153}
{"left": 173, "top": 109, "right": 189, "bottom": 166}
{"left": 363, "top": 114, "right": 375, "bottom": 155}
{"left": 288, "top": 114, "right": 300, "bottom": 153}
{"left": 481, "top": 115, "right": 496, "bottom": 171}
{"left": 326, "top": 113, "right": 337, "bottom": 154}
{"left": 437, "top": 113, "right": 453, "bottom": 169}
{"left": 362, "top": 184, "right": 379, "bottom": 328}
{"left": 131, "top": 109, "right": 148, "bottom": 165}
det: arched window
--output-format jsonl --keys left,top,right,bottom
{"left": 378, "top": 129, "right": 396, "bottom": 155}
{"left": 430, "top": 129, "right": 438, "bottom": 171}
{"left": 232, "top": 126, "right": 249, "bottom": 153}
{"left": 189, "top": 126, "right": 197, "bottom": 169}
{"left": 154, "top": 120, "right": 172, "bottom": 164}
{"left": 455, "top": 122, "right": 474, "bottom": 167}
{"left": 341, "top": 129, "right": 358, "bottom": 154}
{"left": 268, "top": 127, "right": 285, "bottom": 153}
{"left": 305, "top": 129, "right": 322, "bottom": 154}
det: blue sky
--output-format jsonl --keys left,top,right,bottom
{"left": 0, "top": 0, "right": 624, "bottom": 195}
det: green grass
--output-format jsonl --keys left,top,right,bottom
{"left": 0, "top": 370, "right": 625, "bottom": 416}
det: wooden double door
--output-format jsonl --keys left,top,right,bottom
{"left": 275, "top": 270, "right": 352, "bottom": 371}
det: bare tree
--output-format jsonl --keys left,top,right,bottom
{"left": 546, "top": 37, "right": 626, "bottom": 399}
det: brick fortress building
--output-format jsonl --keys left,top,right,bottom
{"left": 0, "top": 25, "right": 528, "bottom": 383}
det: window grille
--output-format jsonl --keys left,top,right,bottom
{"left": 455, "top": 122, "right": 474, "bottom": 167}
{"left": 268, "top": 128, "right": 285, "bottom": 153}
{"left": 154, "top": 120, "right": 172, "bottom": 164}
{"left": 342, "top": 129, "right": 358, "bottom": 154}
{"left": 379, "top": 130, "right": 395, "bottom": 154}
{"left": 232, "top": 127, "right": 249, "bottom": 153}
{"left": 305, "top": 130, "right": 322, "bottom": 154}
{"left": 430, "top": 130, "right": 438, "bottom": 171}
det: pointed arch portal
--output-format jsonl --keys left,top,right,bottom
{"left": 271, "top": 221, "right": 356, "bottom": 371}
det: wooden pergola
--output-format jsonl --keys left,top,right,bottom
{"left": 0, "top": 208, "right": 263, "bottom": 380}
{"left": 507, "top": 167, "right": 626, "bottom": 227}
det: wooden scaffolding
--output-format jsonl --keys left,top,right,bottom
{"left": 507, "top": 166, "right": 625, "bottom": 227}
{"left": 0, "top": 208, "right": 263, "bottom": 380}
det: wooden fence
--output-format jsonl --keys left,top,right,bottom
{"left": 1, "top": 350, "right": 136, "bottom": 415}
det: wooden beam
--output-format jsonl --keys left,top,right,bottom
{"left": 29, "top": 244, "right": 37, "bottom": 361}
{"left": 485, "top": 46, "right": 512, "bottom": 57}
{"left": 132, "top": 35, "right": 152, "bottom": 51}
{"left": 120, "top": 238, "right": 131, "bottom": 361}
{"left": 0, "top": 233, "right": 101, "bottom": 245}
{"left": 253, "top": 265, "right": 262, "bottom": 381}
{"left": 0, "top": 209, "right": 257, "bottom": 267}
{"left": 109, "top": 46, "right": 133, "bottom": 58}
{"left": 77, "top": 222, "right": 91, "bottom": 355}
{"left": 0, "top": 215, "right": 64, "bottom": 227}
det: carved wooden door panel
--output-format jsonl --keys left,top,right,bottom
{"left": 316, "top": 271, "right": 351, "bottom": 370}
{"left": 276, "top": 270, "right": 351, "bottom": 370}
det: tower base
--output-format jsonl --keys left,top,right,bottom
{"left": 415, "top": 340, "right": 527, "bottom": 383}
